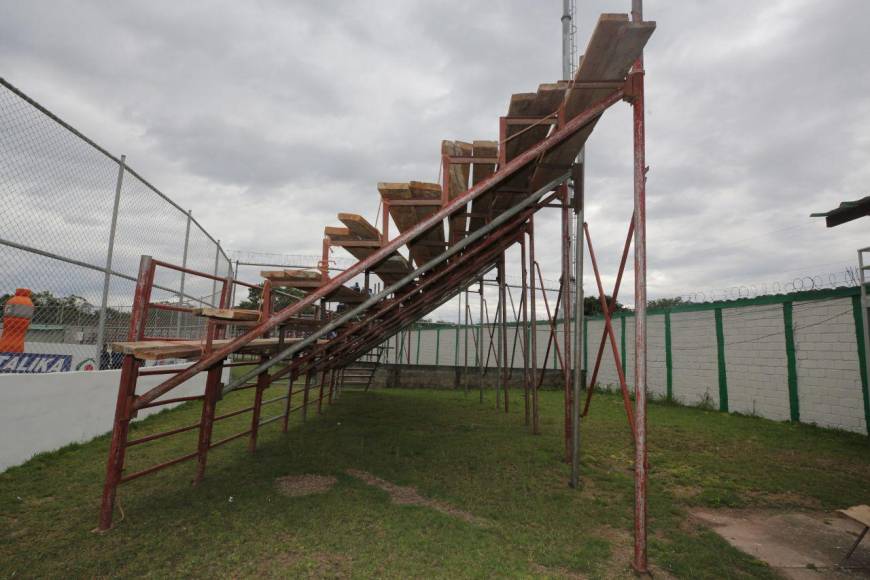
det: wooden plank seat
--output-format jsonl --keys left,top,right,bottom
{"left": 466, "top": 14, "right": 653, "bottom": 232}
{"left": 377, "top": 181, "right": 446, "bottom": 268}
{"left": 261, "top": 268, "right": 367, "bottom": 305}
{"left": 325, "top": 214, "right": 412, "bottom": 286}
{"left": 193, "top": 307, "right": 260, "bottom": 322}
{"left": 110, "top": 337, "right": 312, "bottom": 361}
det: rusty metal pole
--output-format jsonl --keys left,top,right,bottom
{"left": 302, "top": 370, "right": 312, "bottom": 421}
{"left": 248, "top": 355, "right": 270, "bottom": 453}
{"left": 478, "top": 278, "right": 484, "bottom": 403}
{"left": 521, "top": 237, "right": 530, "bottom": 425}
{"left": 98, "top": 255, "right": 157, "bottom": 530}
{"left": 561, "top": 184, "right": 573, "bottom": 462}
{"left": 631, "top": 0, "right": 649, "bottom": 573}
{"left": 463, "top": 288, "right": 469, "bottom": 395}
{"left": 529, "top": 219, "right": 540, "bottom": 434}
{"left": 571, "top": 162, "right": 585, "bottom": 488}
{"left": 499, "top": 253, "right": 509, "bottom": 413}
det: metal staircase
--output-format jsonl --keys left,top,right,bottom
{"left": 340, "top": 345, "right": 388, "bottom": 391}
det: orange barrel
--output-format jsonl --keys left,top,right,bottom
{"left": 0, "top": 288, "right": 34, "bottom": 353}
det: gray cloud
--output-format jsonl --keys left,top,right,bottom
{"left": 1, "top": 0, "right": 869, "bottom": 322}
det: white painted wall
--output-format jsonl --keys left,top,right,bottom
{"left": 722, "top": 304, "right": 791, "bottom": 421}
{"left": 670, "top": 310, "right": 719, "bottom": 407}
{"left": 0, "top": 364, "right": 228, "bottom": 472}
{"left": 375, "top": 293, "right": 870, "bottom": 436}
{"left": 793, "top": 299, "right": 866, "bottom": 433}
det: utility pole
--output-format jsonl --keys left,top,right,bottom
{"left": 562, "top": 0, "right": 584, "bottom": 485}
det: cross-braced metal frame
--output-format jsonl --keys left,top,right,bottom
{"left": 97, "top": 5, "right": 653, "bottom": 571}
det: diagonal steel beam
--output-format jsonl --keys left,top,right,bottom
{"left": 135, "top": 88, "right": 623, "bottom": 409}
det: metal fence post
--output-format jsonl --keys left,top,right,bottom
{"left": 230, "top": 258, "right": 240, "bottom": 306}
{"left": 176, "top": 209, "right": 192, "bottom": 336}
{"left": 211, "top": 240, "right": 221, "bottom": 307}
{"left": 95, "top": 154, "right": 126, "bottom": 367}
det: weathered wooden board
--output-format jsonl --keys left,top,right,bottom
{"left": 338, "top": 212, "right": 381, "bottom": 240}
{"left": 529, "top": 15, "right": 655, "bottom": 191}
{"left": 194, "top": 307, "right": 260, "bottom": 321}
{"left": 442, "top": 140, "right": 472, "bottom": 245}
{"left": 111, "top": 337, "right": 296, "bottom": 360}
{"left": 378, "top": 182, "right": 446, "bottom": 267}
{"left": 467, "top": 139, "right": 502, "bottom": 233}
{"left": 327, "top": 215, "right": 412, "bottom": 285}
{"left": 261, "top": 269, "right": 323, "bottom": 288}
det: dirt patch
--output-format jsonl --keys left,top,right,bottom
{"left": 692, "top": 508, "right": 870, "bottom": 579}
{"left": 274, "top": 474, "right": 337, "bottom": 498}
{"left": 265, "top": 546, "right": 352, "bottom": 578}
{"left": 346, "top": 468, "right": 490, "bottom": 527}
{"left": 529, "top": 562, "right": 588, "bottom": 579}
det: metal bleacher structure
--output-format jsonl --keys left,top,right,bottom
{"left": 98, "top": 8, "right": 656, "bottom": 572}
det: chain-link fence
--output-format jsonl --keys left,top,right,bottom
{"left": 0, "top": 77, "right": 232, "bottom": 372}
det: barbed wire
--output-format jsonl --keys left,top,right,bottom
{"left": 677, "top": 266, "right": 861, "bottom": 304}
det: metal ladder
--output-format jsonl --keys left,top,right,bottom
{"left": 340, "top": 344, "right": 388, "bottom": 391}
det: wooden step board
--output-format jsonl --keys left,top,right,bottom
{"left": 378, "top": 181, "right": 446, "bottom": 268}
{"left": 467, "top": 83, "right": 568, "bottom": 234}
{"left": 442, "top": 140, "right": 472, "bottom": 245}
{"left": 529, "top": 14, "right": 655, "bottom": 192}
{"left": 261, "top": 268, "right": 323, "bottom": 288}
{"left": 465, "top": 140, "right": 500, "bottom": 233}
{"left": 110, "top": 337, "right": 310, "bottom": 361}
{"left": 193, "top": 307, "right": 260, "bottom": 322}
{"left": 261, "top": 268, "right": 367, "bottom": 305}
{"left": 325, "top": 215, "right": 411, "bottom": 285}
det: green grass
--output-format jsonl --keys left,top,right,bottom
{"left": 1, "top": 386, "right": 868, "bottom": 578}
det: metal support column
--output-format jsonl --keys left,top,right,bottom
{"left": 95, "top": 155, "right": 126, "bottom": 366}
{"left": 176, "top": 209, "right": 192, "bottom": 337}
{"left": 529, "top": 218, "right": 540, "bottom": 434}
{"left": 463, "top": 288, "right": 470, "bottom": 394}
{"left": 521, "top": 236, "right": 530, "bottom": 425}
{"left": 571, "top": 162, "right": 584, "bottom": 488}
{"left": 631, "top": 0, "right": 649, "bottom": 572}
{"left": 499, "top": 253, "right": 509, "bottom": 413}
{"left": 561, "top": 184, "right": 573, "bottom": 462}
{"left": 211, "top": 240, "right": 221, "bottom": 307}
{"left": 479, "top": 278, "right": 485, "bottom": 403}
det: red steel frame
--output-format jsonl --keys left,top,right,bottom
{"left": 96, "top": 14, "right": 651, "bottom": 568}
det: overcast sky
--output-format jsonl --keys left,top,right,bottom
{"left": 2, "top": 0, "right": 869, "bottom": 317}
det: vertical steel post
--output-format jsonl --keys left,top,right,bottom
{"left": 529, "top": 219, "right": 540, "bottom": 434}
{"left": 571, "top": 163, "right": 584, "bottom": 488}
{"left": 561, "top": 184, "right": 573, "bottom": 461}
{"left": 248, "top": 354, "right": 270, "bottom": 453}
{"left": 318, "top": 369, "right": 327, "bottom": 414}
{"left": 176, "top": 209, "right": 192, "bottom": 337}
{"left": 98, "top": 255, "right": 153, "bottom": 530}
{"left": 499, "top": 253, "right": 509, "bottom": 413}
{"left": 230, "top": 259, "right": 240, "bottom": 307}
{"left": 463, "top": 288, "right": 470, "bottom": 394}
{"left": 521, "top": 237, "right": 530, "bottom": 425}
{"left": 478, "top": 278, "right": 485, "bottom": 403}
{"left": 95, "top": 155, "right": 126, "bottom": 367}
{"left": 211, "top": 240, "right": 221, "bottom": 307}
{"left": 631, "top": 0, "right": 649, "bottom": 573}
{"left": 302, "top": 370, "right": 312, "bottom": 421}
{"left": 282, "top": 369, "right": 298, "bottom": 432}
{"left": 495, "top": 267, "right": 503, "bottom": 409}
{"left": 194, "top": 275, "right": 231, "bottom": 482}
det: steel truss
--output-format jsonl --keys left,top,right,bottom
{"left": 98, "top": 7, "right": 652, "bottom": 570}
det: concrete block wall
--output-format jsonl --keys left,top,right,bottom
{"left": 370, "top": 287, "right": 870, "bottom": 435}
{"left": 792, "top": 298, "right": 867, "bottom": 433}
{"left": 722, "top": 304, "right": 790, "bottom": 421}
{"left": 670, "top": 310, "right": 719, "bottom": 408}
{"left": 584, "top": 289, "right": 869, "bottom": 435}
